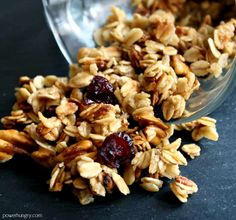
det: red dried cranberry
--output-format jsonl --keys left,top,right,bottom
{"left": 98, "top": 132, "right": 135, "bottom": 169}
{"left": 85, "top": 76, "right": 118, "bottom": 105}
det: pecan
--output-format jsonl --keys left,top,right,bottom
{"left": 79, "top": 104, "right": 113, "bottom": 122}
{"left": 175, "top": 175, "right": 196, "bottom": 187}
{"left": 49, "top": 162, "right": 65, "bottom": 192}
{"left": 0, "top": 139, "right": 14, "bottom": 155}
{"left": 171, "top": 55, "right": 190, "bottom": 76}
{"left": 102, "top": 173, "right": 115, "bottom": 193}
{"left": 0, "top": 139, "right": 15, "bottom": 163}
{"left": 31, "top": 148, "right": 56, "bottom": 168}
{"left": 134, "top": 112, "right": 169, "bottom": 130}
{"left": 73, "top": 177, "right": 88, "bottom": 190}
{"left": 0, "top": 129, "right": 37, "bottom": 153}
{"left": 128, "top": 46, "right": 145, "bottom": 73}
{"left": 170, "top": 175, "right": 198, "bottom": 203}
{"left": 56, "top": 140, "right": 94, "bottom": 163}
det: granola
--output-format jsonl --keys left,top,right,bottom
{"left": 170, "top": 176, "right": 198, "bottom": 203}
{"left": 0, "top": 0, "right": 235, "bottom": 205}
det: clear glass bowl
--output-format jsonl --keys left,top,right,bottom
{"left": 42, "top": 0, "right": 236, "bottom": 123}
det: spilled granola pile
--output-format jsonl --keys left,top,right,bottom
{"left": 0, "top": 0, "right": 236, "bottom": 204}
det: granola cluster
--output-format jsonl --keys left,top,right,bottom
{"left": 0, "top": 0, "right": 235, "bottom": 204}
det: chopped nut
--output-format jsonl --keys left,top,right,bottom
{"left": 31, "top": 147, "right": 56, "bottom": 168}
{"left": 0, "top": 129, "right": 36, "bottom": 153}
{"left": 170, "top": 176, "right": 198, "bottom": 203}
{"left": 172, "top": 55, "right": 189, "bottom": 75}
{"left": 102, "top": 173, "right": 115, "bottom": 193}
{"left": 73, "top": 177, "right": 88, "bottom": 190}
{"left": 56, "top": 140, "right": 94, "bottom": 163}
{"left": 0, "top": 139, "right": 14, "bottom": 157}
{"left": 0, "top": 152, "right": 13, "bottom": 163}
{"left": 49, "top": 162, "right": 65, "bottom": 192}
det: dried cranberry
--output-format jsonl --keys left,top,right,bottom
{"left": 98, "top": 132, "right": 135, "bottom": 169}
{"left": 85, "top": 76, "right": 118, "bottom": 105}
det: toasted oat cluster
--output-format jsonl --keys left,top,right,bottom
{"left": 0, "top": 0, "right": 235, "bottom": 205}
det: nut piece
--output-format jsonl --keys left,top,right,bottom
{"left": 0, "top": 152, "right": 13, "bottom": 163}
{"left": 171, "top": 55, "right": 189, "bottom": 75}
{"left": 31, "top": 147, "right": 56, "bottom": 168}
{"left": 0, "top": 139, "right": 14, "bottom": 163}
{"left": 170, "top": 176, "right": 198, "bottom": 203}
{"left": 49, "top": 162, "right": 65, "bottom": 192}
{"left": 0, "top": 129, "right": 36, "bottom": 152}
{"left": 73, "top": 177, "right": 87, "bottom": 190}
{"left": 56, "top": 140, "right": 94, "bottom": 163}
{"left": 181, "top": 144, "right": 201, "bottom": 159}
